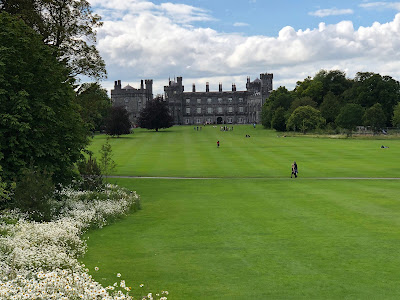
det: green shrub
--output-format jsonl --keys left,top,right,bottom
{"left": 13, "top": 167, "right": 58, "bottom": 222}
{"left": 76, "top": 152, "right": 103, "bottom": 191}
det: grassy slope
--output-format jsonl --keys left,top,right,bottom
{"left": 83, "top": 126, "right": 400, "bottom": 299}
{"left": 89, "top": 125, "right": 400, "bottom": 178}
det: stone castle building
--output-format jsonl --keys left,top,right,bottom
{"left": 111, "top": 73, "right": 273, "bottom": 125}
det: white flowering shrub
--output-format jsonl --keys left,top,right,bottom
{"left": 0, "top": 185, "right": 168, "bottom": 299}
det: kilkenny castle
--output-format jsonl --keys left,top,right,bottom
{"left": 111, "top": 73, "right": 273, "bottom": 125}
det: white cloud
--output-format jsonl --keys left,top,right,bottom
{"left": 309, "top": 8, "right": 354, "bottom": 17}
{"left": 89, "top": 0, "right": 400, "bottom": 94}
{"left": 359, "top": 2, "right": 400, "bottom": 10}
{"left": 233, "top": 22, "right": 249, "bottom": 27}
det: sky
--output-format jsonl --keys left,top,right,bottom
{"left": 87, "top": 0, "right": 400, "bottom": 95}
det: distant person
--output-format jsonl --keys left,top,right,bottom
{"left": 217, "top": 140, "right": 220, "bottom": 148}
{"left": 291, "top": 161, "right": 298, "bottom": 178}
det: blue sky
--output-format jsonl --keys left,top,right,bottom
{"left": 87, "top": 0, "right": 400, "bottom": 94}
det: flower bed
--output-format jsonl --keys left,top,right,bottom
{"left": 0, "top": 185, "right": 167, "bottom": 299}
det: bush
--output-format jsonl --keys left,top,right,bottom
{"left": 13, "top": 167, "right": 58, "bottom": 222}
{"left": 77, "top": 152, "right": 103, "bottom": 191}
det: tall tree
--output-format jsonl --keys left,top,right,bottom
{"left": 286, "top": 106, "right": 325, "bottom": 133}
{"left": 363, "top": 103, "right": 386, "bottom": 132}
{"left": 0, "top": 12, "right": 88, "bottom": 184}
{"left": 0, "top": 0, "right": 106, "bottom": 80}
{"left": 335, "top": 103, "right": 364, "bottom": 134}
{"left": 320, "top": 92, "right": 342, "bottom": 124}
{"left": 105, "top": 106, "right": 131, "bottom": 137}
{"left": 138, "top": 96, "right": 174, "bottom": 132}
{"left": 271, "top": 107, "right": 287, "bottom": 132}
{"left": 392, "top": 103, "right": 400, "bottom": 128}
{"left": 76, "top": 83, "right": 111, "bottom": 132}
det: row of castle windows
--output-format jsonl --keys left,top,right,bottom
{"left": 185, "top": 117, "right": 245, "bottom": 124}
{"left": 186, "top": 107, "right": 244, "bottom": 114}
{"left": 187, "top": 98, "right": 243, "bottom": 104}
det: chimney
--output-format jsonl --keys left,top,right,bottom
{"left": 219, "top": 83, "right": 222, "bottom": 92}
{"left": 118, "top": 80, "right": 121, "bottom": 88}
{"left": 141, "top": 80, "right": 144, "bottom": 90}
{"left": 192, "top": 83, "right": 196, "bottom": 92}
{"left": 206, "top": 82, "right": 209, "bottom": 93}
{"left": 232, "top": 84, "right": 235, "bottom": 91}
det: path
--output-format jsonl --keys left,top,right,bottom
{"left": 109, "top": 176, "right": 400, "bottom": 180}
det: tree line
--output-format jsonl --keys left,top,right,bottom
{"left": 262, "top": 70, "right": 400, "bottom": 133}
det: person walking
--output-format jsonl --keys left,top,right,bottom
{"left": 291, "top": 161, "right": 298, "bottom": 178}
{"left": 217, "top": 140, "right": 220, "bottom": 148}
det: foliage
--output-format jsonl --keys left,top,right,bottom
{"left": 271, "top": 107, "right": 287, "bottom": 131}
{"left": 320, "top": 92, "right": 342, "bottom": 124}
{"left": 286, "top": 105, "right": 326, "bottom": 133}
{"left": 0, "top": 12, "right": 89, "bottom": 185}
{"left": 363, "top": 103, "right": 386, "bottom": 132}
{"left": 76, "top": 150, "right": 103, "bottom": 191}
{"left": 348, "top": 72, "right": 400, "bottom": 125}
{"left": 288, "top": 96, "right": 317, "bottom": 114}
{"left": 12, "top": 167, "right": 58, "bottom": 222}
{"left": 76, "top": 83, "right": 111, "bottom": 132}
{"left": 335, "top": 103, "right": 364, "bottom": 133}
{"left": 0, "top": 0, "right": 106, "bottom": 80}
{"left": 0, "top": 185, "right": 145, "bottom": 299}
{"left": 99, "top": 139, "right": 117, "bottom": 182}
{"left": 392, "top": 102, "right": 400, "bottom": 128}
{"left": 105, "top": 106, "right": 132, "bottom": 137}
{"left": 138, "top": 96, "right": 174, "bottom": 131}
{"left": 261, "top": 86, "right": 294, "bottom": 129}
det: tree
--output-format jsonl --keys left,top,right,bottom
{"left": 261, "top": 86, "right": 294, "bottom": 129}
{"left": 99, "top": 138, "right": 116, "bottom": 183}
{"left": 271, "top": 107, "right": 287, "bottom": 132}
{"left": 288, "top": 96, "right": 317, "bottom": 114}
{"left": 76, "top": 83, "right": 111, "bottom": 132}
{"left": 138, "top": 96, "right": 174, "bottom": 131}
{"left": 286, "top": 106, "right": 325, "bottom": 133}
{"left": 320, "top": 92, "right": 342, "bottom": 124}
{"left": 105, "top": 106, "right": 131, "bottom": 137}
{"left": 363, "top": 103, "right": 386, "bottom": 132}
{"left": 335, "top": 103, "right": 364, "bottom": 134}
{"left": 0, "top": 12, "right": 88, "bottom": 184}
{"left": 392, "top": 103, "right": 400, "bottom": 128}
{"left": 0, "top": 0, "right": 106, "bottom": 80}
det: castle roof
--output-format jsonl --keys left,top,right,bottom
{"left": 253, "top": 78, "right": 261, "bottom": 83}
{"left": 123, "top": 84, "right": 136, "bottom": 90}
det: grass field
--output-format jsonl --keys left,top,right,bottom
{"left": 82, "top": 125, "right": 400, "bottom": 299}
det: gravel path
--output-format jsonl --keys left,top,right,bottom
{"left": 109, "top": 176, "right": 400, "bottom": 180}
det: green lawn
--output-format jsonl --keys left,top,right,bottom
{"left": 82, "top": 126, "right": 400, "bottom": 299}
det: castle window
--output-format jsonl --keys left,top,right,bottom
{"left": 218, "top": 107, "right": 223, "bottom": 114}
{"left": 173, "top": 91, "right": 177, "bottom": 94}
{"left": 218, "top": 98, "right": 222, "bottom": 103}
{"left": 125, "top": 99, "right": 129, "bottom": 103}
{"left": 197, "top": 107, "right": 201, "bottom": 114}
{"left": 186, "top": 99, "right": 190, "bottom": 104}
{"left": 239, "top": 98, "right": 243, "bottom": 102}
{"left": 196, "top": 118, "right": 201, "bottom": 124}
{"left": 186, "top": 107, "right": 190, "bottom": 114}
{"left": 197, "top": 99, "right": 201, "bottom": 104}
{"left": 239, "top": 107, "right": 244, "bottom": 113}
{"left": 207, "top": 107, "right": 212, "bottom": 114}
{"left": 207, "top": 118, "right": 212, "bottom": 123}
{"left": 207, "top": 98, "right": 212, "bottom": 103}
{"left": 186, "top": 119, "right": 190, "bottom": 124}
{"left": 228, "top": 107, "right": 233, "bottom": 113}
{"left": 239, "top": 117, "right": 243, "bottom": 123}
{"left": 228, "top": 98, "right": 233, "bottom": 102}
{"left": 227, "top": 117, "right": 233, "bottom": 123}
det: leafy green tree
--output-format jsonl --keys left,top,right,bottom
{"left": 320, "top": 92, "right": 342, "bottom": 124}
{"left": 335, "top": 103, "right": 364, "bottom": 134}
{"left": 392, "top": 103, "right": 400, "bottom": 128}
{"left": 262, "top": 86, "right": 294, "bottom": 129}
{"left": 288, "top": 97, "right": 317, "bottom": 114}
{"left": 271, "top": 107, "right": 287, "bottom": 132}
{"left": 363, "top": 103, "right": 386, "bottom": 132}
{"left": 0, "top": 12, "right": 88, "bottom": 184}
{"left": 99, "top": 138, "right": 116, "bottom": 183}
{"left": 286, "top": 106, "right": 325, "bottom": 133}
{"left": 138, "top": 96, "right": 174, "bottom": 132}
{"left": 0, "top": 0, "right": 106, "bottom": 80}
{"left": 347, "top": 72, "right": 400, "bottom": 125}
{"left": 105, "top": 106, "right": 131, "bottom": 137}
{"left": 76, "top": 83, "right": 111, "bottom": 132}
